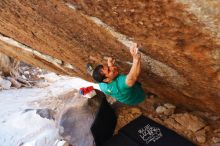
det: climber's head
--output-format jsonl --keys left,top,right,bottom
{"left": 92, "top": 64, "right": 119, "bottom": 83}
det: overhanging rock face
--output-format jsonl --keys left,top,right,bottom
{"left": 0, "top": 0, "right": 220, "bottom": 114}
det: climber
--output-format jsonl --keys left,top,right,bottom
{"left": 91, "top": 44, "right": 147, "bottom": 105}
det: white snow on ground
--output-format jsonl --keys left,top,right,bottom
{"left": 0, "top": 73, "right": 99, "bottom": 146}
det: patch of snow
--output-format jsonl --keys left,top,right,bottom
{"left": 0, "top": 74, "right": 99, "bottom": 146}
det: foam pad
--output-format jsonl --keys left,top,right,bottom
{"left": 104, "top": 115, "right": 197, "bottom": 146}
{"left": 104, "top": 133, "right": 140, "bottom": 146}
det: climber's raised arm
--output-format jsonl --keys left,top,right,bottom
{"left": 126, "top": 45, "right": 141, "bottom": 87}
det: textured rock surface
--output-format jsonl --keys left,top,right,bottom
{"left": 0, "top": 0, "right": 220, "bottom": 114}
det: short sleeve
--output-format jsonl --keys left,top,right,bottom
{"left": 99, "top": 83, "right": 108, "bottom": 95}
{"left": 118, "top": 74, "right": 131, "bottom": 89}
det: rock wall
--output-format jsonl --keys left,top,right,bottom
{"left": 0, "top": 0, "right": 220, "bottom": 113}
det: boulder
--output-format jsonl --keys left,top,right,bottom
{"left": 57, "top": 93, "right": 103, "bottom": 146}
{"left": 6, "top": 77, "right": 22, "bottom": 88}
{"left": 156, "top": 103, "right": 176, "bottom": 116}
{"left": 156, "top": 106, "right": 167, "bottom": 114}
{"left": 0, "top": 77, "right": 11, "bottom": 90}
{"left": 195, "top": 129, "right": 206, "bottom": 144}
{"left": 172, "top": 113, "right": 206, "bottom": 132}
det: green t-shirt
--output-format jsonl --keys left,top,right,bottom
{"left": 99, "top": 74, "right": 146, "bottom": 105}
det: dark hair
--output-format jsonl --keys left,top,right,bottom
{"left": 92, "top": 65, "right": 106, "bottom": 83}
